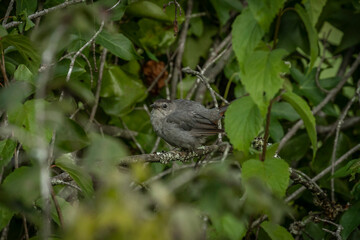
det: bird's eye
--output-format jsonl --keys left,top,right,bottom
{"left": 162, "top": 104, "right": 168, "bottom": 109}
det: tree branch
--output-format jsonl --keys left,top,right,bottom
{"left": 278, "top": 52, "right": 360, "bottom": 151}
{"left": 119, "top": 144, "right": 231, "bottom": 165}
{"left": 3, "top": 0, "right": 85, "bottom": 29}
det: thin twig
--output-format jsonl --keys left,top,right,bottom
{"left": 0, "top": 50, "right": 9, "bottom": 86}
{"left": 286, "top": 143, "right": 360, "bottom": 202}
{"left": 170, "top": 0, "right": 193, "bottom": 99}
{"left": 86, "top": 48, "right": 107, "bottom": 131}
{"left": 150, "top": 137, "right": 161, "bottom": 153}
{"left": 2, "top": 0, "right": 15, "bottom": 26}
{"left": 4, "top": 0, "right": 85, "bottom": 29}
{"left": 14, "top": 143, "right": 21, "bottom": 168}
{"left": 315, "top": 217, "right": 343, "bottom": 240}
{"left": 0, "top": 224, "right": 9, "bottom": 240}
{"left": 50, "top": 186, "right": 64, "bottom": 229}
{"left": 22, "top": 214, "right": 29, "bottom": 240}
{"left": 260, "top": 98, "right": 276, "bottom": 161}
{"left": 186, "top": 40, "right": 232, "bottom": 100}
{"left": 121, "top": 120, "right": 145, "bottom": 154}
{"left": 120, "top": 144, "right": 231, "bottom": 165}
{"left": 278, "top": 52, "right": 360, "bottom": 151}
{"left": 330, "top": 80, "right": 359, "bottom": 201}
{"left": 106, "top": 0, "right": 122, "bottom": 11}
{"left": 65, "top": 20, "right": 104, "bottom": 83}
{"left": 51, "top": 179, "right": 83, "bottom": 192}
{"left": 317, "top": 116, "right": 360, "bottom": 135}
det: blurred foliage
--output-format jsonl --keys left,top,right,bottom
{"left": 0, "top": 0, "right": 359, "bottom": 239}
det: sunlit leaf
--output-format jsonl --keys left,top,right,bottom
{"left": 232, "top": 8, "right": 264, "bottom": 71}
{"left": 248, "top": 0, "right": 286, "bottom": 31}
{"left": 282, "top": 92, "right": 317, "bottom": 158}
{"left": 242, "top": 48, "right": 289, "bottom": 113}
{"left": 224, "top": 96, "right": 263, "bottom": 155}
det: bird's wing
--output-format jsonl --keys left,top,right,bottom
{"left": 166, "top": 110, "right": 222, "bottom": 136}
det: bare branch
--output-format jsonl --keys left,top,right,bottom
{"left": 87, "top": 48, "right": 107, "bottom": 131}
{"left": 2, "top": 0, "right": 15, "bottom": 26}
{"left": 279, "top": 52, "right": 360, "bottom": 151}
{"left": 330, "top": 79, "right": 359, "bottom": 201}
{"left": 4, "top": 0, "right": 85, "bottom": 29}
{"left": 171, "top": 0, "right": 193, "bottom": 99}
{"left": 286, "top": 143, "right": 360, "bottom": 202}
{"left": 64, "top": 20, "right": 104, "bottom": 85}
{"left": 119, "top": 144, "right": 231, "bottom": 165}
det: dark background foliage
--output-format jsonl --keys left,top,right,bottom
{"left": 0, "top": 0, "right": 359, "bottom": 239}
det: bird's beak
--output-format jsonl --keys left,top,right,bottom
{"left": 150, "top": 104, "right": 156, "bottom": 109}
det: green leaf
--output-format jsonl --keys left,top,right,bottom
{"left": 279, "top": 133, "right": 310, "bottom": 163}
{"left": 221, "top": 214, "right": 246, "bottom": 240}
{"left": 302, "top": 0, "right": 327, "bottom": 27}
{"left": 8, "top": 99, "right": 53, "bottom": 147}
{"left": 242, "top": 49, "right": 289, "bottom": 113}
{"left": 261, "top": 221, "right": 295, "bottom": 240}
{"left": 14, "top": 64, "right": 34, "bottom": 85}
{"left": 282, "top": 92, "right": 317, "bottom": 158}
{"left": 269, "top": 117, "right": 284, "bottom": 142}
{"left": 271, "top": 102, "right": 300, "bottom": 122}
{"left": 276, "top": 11, "right": 310, "bottom": 54}
{"left": 126, "top": 1, "right": 171, "bottom": 22}
{"left": 232, "top": 8, "right": 264, "bottom": 71}
{"left": 55, "top": 154, "right": 94, "bottom": 198}
{"left": 340, "top": 201, "right": 360, "bottom": 240}
{"left": 96, "top": 30, "right": 141, "bottom": 61}
{"left": 0, "top": 34, "right": 40, "bottom": 72}
{"left": 242, "top": 158, "right": 290, "bottom": 197}
{"left": 294, "top": 4, "right": 319, "bottom": 72}
{"left": 0, "top": 204, "right": 14, "bottom": 231}
{"left": 0, "top": 26, "right": 8, "bottom": 37}
{"left": 54, "top": 118, "right": 89, "bottom": 153}
{"left": 0, "top": 139, "right": 17, "bottom": 168}
{"left": 248, "top": 0, "right": 286, "bottom": 31}
{"left": 84, "top": 134, "right": 128, "bottom": 176}
{"left": 333, "top": 159, "right": 360, "bottom": 179}
{"left": 0, "top": 81, "right": 34, "bottom": 112}
{"left": 100, "top": 65, "right": 147, "bottom": 116}
{"left": 183, "top": 27, "right": 217, "bottom": 68}
{"left": 16, "top": 0, "right": 37, "bottom": 15}
{"left": 109, "top": 0, "right": 128, "bottom": 21}
{"left": 290, "top": 67, "right": 337, "bottom": 116}
{"left": 50, "top": 196, "right": 73, "bottom": 227}
{"left": 1, "top": 166, "right": 40, "bottom": 207}
{"left": 224, "top": 96, "right": 263, "bottom": 155}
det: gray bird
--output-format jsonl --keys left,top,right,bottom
{"left": 150, "top": 99, "right": 227, "bottom": 150}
